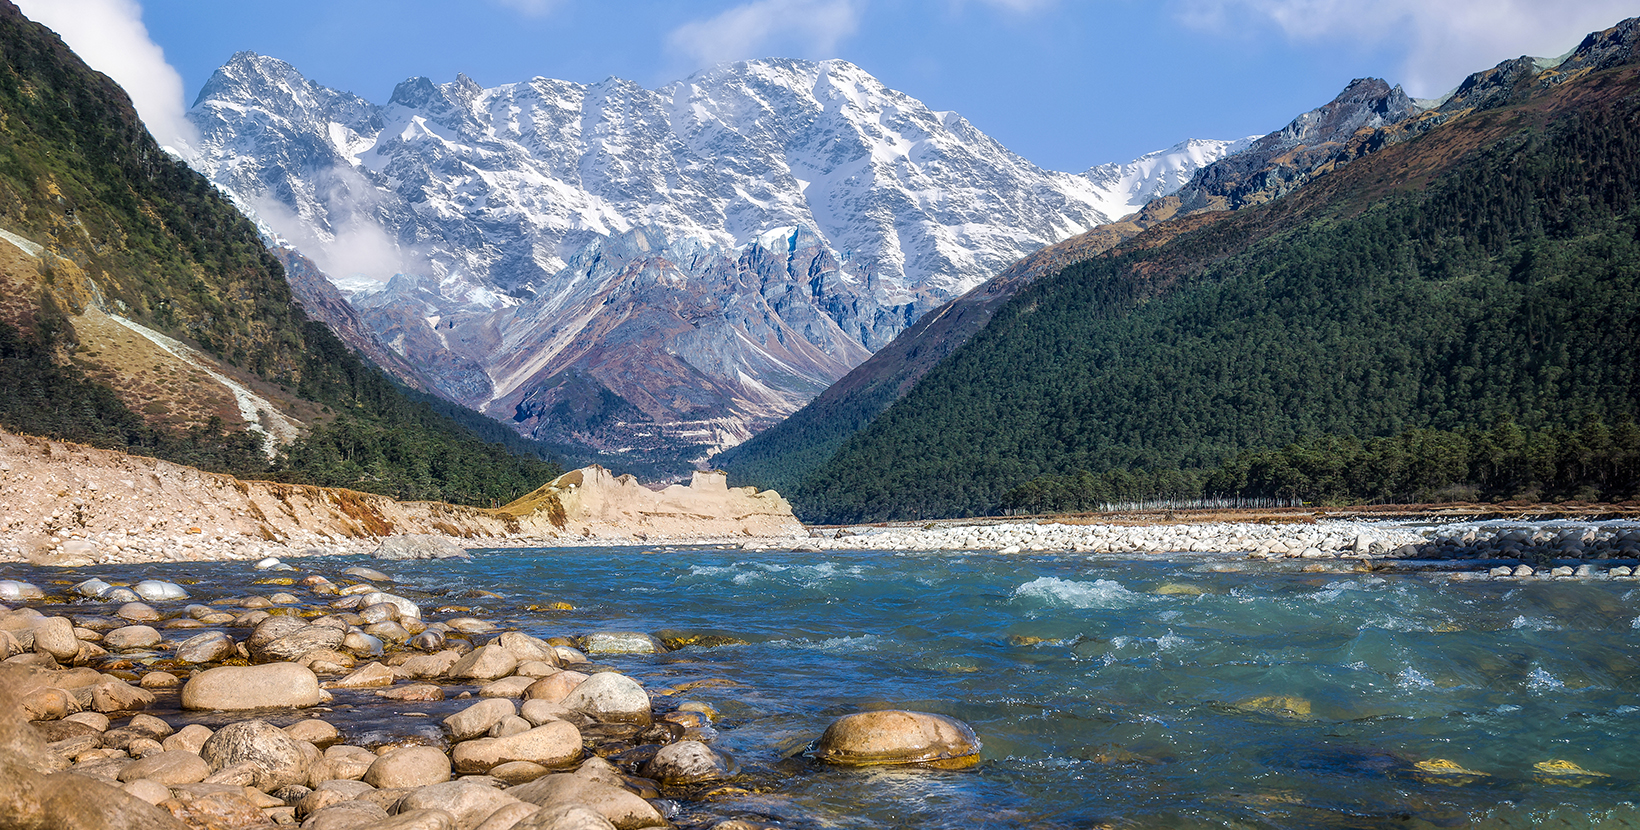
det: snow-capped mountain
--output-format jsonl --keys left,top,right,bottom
{"left": 185, "top": 53, "right": 1250, "bottom": 471}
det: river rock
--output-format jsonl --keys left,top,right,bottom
{"left": 362, "top": 592, "right": 422, "bottom": 620}
{"left": 448, "top": 645, "right": 519, "bottom": 681}
{"left": 398, "top": 780, "right": 525, "bottom": 830}
{"left": 175, "top": 631, "right": 238, "bottom": 664}
{"left": 446, "top": 698, "right": 518, "bottom": 741}
{"left": 360, "top": 602, "right": 401, "bottom": 624}
{"left": 525, "top": 671, "right": 589, "bottom": 704}
{"left": 331, "top": 661, "right": 396, "bottom": 689}
{"left": 343, "top": 566, "right": 391, "bottom": 581}
{"left": 199, "top": 719, "right": 313, "bottom": 790}
{"left": 104, "top": 588, "right": 140, "bottom": 604}
{"left": 74, "top": 578, "right": 113, "bottom": 598}
{"left": 364, "top": 744, "right": 451, "bottom": 789}
{"left": 304, "top": 801, "right": 392, "bottom": 830}
{"left": 508, "top": 773, "right": 665, "bottom": 829}
{"left": 489, "top": 761, "right": 551, "bottom": 786}
{"left": 495, "top": 632, "right": 560, "bottom": 666}
{"left": 32, "top": 616, "right": 79, "bottom": 662}
{"left": 452, "top": 721, "right": 582, "bottom": 773}
{"left": 117, "top": 750, "right": 211, "bottom": 785}
{"left": 297, "top": 779, "right": 376, "bottom": 817}
{"left": 285, "top": 718, "right": 341, "bottom": 748}
{"left": 343, "top": 630, "right": 385, "bottom": 657}
{"left": 116, "top": 602, "right": 162, "bottom": 623}
{"left": 446, "top": 618, "right": 497, "bottom": 635}
{"left": 374, "top": 534, "right": 468, "bottom": 560}
{"left": 132, "top": 581, "right": 189, "bottom": 602}
{"left": 92, "top": 679, "right": 155, "bottom": 713}
{"left": 580, "top": 633, "right": 664, "bottom": 656}
{"left": 378, "top": 683, "right": 444, "bottom": 701}
{"left": 362, "top": 808, "right": 460, "bottom": 830}
{"left": 103, "top": 625, "right": 162, "bottom": 651}
{"left": 639, "top": 740, "right": 732, "bottom": 785}
{"left": 559, "top": 672, "right": 650, "bottom": 725}
{"left": 511, "top": 804, "right": 617, "bottom": 830}
{"left": 520, "top": 700, "right": 575, "bottom": 726}
{"left": 162, "top": 724, "right": 214, "bottom": 754}
{"left": 0, "top": 580, "right": 43, "bottom": 602}
{"left": 814, "top": 710, "right": 982, "bottom": 769}
{"left": 181, "top": 663, "right": 324, "bottom": 710}
{"left": 471, "top": 679, "right": 530, "bottom": 702}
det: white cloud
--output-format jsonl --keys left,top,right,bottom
{"left": 667, "top": 0, "right": 861, "bottom": 70}
{"left": 13, "top": 0, "right": 197, "bottom": 151}
{"left": 1177, "top": 0, "right": 1640, "bottom": 97}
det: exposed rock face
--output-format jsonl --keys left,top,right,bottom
{"left": 185, "top": 53, "right": 1250, "bottom": 469}
{"left": 504, "top": 466, "right": 801, "bottom": 538}
{"left": 0, "top": 429, "right": 804, "bottom": 566}
{"left": 721, "top": 18, "right": 1640, "bottom": 495}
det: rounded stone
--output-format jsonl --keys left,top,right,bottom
{"left": 580, "top": 632, "right": 664, "bottom": 656}
{"left": 360, "top": 591, "right": 421, "bottom": 619}
{"left": 342, "top": 566, "right": 391, "bottom": 582}
{"left": 640, "top": 740, "right": 733, "bottom": 785}
{"left": 181, "top": 662, "right": 324, "bottom": 710}
{"left": 117, "top": 602, "right": 162, "bottom": 623}
{"left": 176, "top": 631, "right": 238, "bottom": 664}
{"left": 359, "top": 602, "right": 401, "bottom": 624}
{"left": 118, "top": 749, "right": 211, "bottom": 785}
{"left": 200, "top": 718, "right": 314, "bottom": 790}
{"left": 559, "top": 672, "right": 650, "bottom": 725}
{"left": 525, "top": 671, "right": 589, "bottom": 704}
{"left": 447, "top": 644, "right": 519, "bottom": 681}
{"left": 103, "top": 625, "right": 162, "bottom": 651}
{"left": 31, "top": 616, "right": 80, "bottom": 662}
{"left": 285, "top": 718, "right": 342, "bottom": 748}
{"left": 445, "top": 698, "right": 518, "bottom": 741}
{"left": 397, "top": 780, "right": 524, "bottom": 829}
{"left": 452, "top": 721, "right": 583, "bottom": 773}
{"left": 133, "top": 580, "right": 189, "bottom": 601}
{"left": 364, "top": 744, "right": 452, "bottom": 789}
{"left": 813, "top": 710, "right": 982, "bottom": 769}
{"left": 0, "top": 579, "right": 44, "bottom": 602}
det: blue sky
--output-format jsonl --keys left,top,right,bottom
{"left": 18, "top": 0, "right": 1639, "bottom": 171}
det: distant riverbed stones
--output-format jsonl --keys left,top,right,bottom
{"left": 814, "top": 710, "right": 983, "bottom": 769}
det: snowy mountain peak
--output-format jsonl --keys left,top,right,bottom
{"left": 186, "top": 53, "right": 1255, "bottom": 470}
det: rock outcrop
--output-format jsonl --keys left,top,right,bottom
{"left": 0, "top": 429, "right": 804, "bottom": 565}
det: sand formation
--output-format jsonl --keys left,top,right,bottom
{"left": 0, "top": 429, "right": 803, "bottom": 565}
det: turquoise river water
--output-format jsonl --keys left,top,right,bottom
{"left": 18, "top": 545, "right": 1640, "bottom": 829}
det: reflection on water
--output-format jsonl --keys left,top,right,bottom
{"left": 11, "top": 547, "right": 1640, "bottom": 829}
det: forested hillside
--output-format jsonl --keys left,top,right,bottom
{"left": 0, "top": 2, "right": 559, "bottom": 505}
{"left": 794, "top": 63, "right": 1640, "bottom": 522}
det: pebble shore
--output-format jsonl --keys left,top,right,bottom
{"left": 0, "top": 556, "right": 979, "bottom": 830}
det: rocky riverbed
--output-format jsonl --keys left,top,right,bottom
{"left": 768, "top": 518, "right": 1640, "bottom": 576}
{"left": 0, "top": 561, "right": 976, "bottom": 830}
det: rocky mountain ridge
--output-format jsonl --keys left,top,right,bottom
{"left": 186, "top": 54, "right": 1250, "bottom": 472}
{"left": 718, "top": 16, "right": 1640, "bottom": 495}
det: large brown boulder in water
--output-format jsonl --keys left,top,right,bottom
{"left": 813, "top": 709, "right": 982, "bottom": 769}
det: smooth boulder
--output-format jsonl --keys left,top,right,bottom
{"left": 813, "top": 709, "right": 982, "bottom": 769}
{"left": 559, "top": 672, "right": 650, "bottom": 725}
{"left": 199, "top": 719, "right": 313, "bottom": 790}
{"left": 639, "top": 740, "right": 732, "bottom": 785}
{"left": 364, "top": 744, "right": 451, "bottom": 789}
{"left": 451, "top": 721, "right": 583, "bottom": 773}
{"left": 181, "top": 663, "right": 324, "bottom": 710}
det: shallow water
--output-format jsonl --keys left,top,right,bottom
{"left": 17, "top": 547, "right": 1640, "bottom": 829}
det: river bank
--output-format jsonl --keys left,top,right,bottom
{"left": 4, "top": 545, "right": 1640, "bottom": 829}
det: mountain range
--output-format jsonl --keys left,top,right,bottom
{"left": 719, "top": 17, "right": 1640, "bottom": 499}
{"left": 184, "top": 55, "right": 1250, "bottom": 471}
